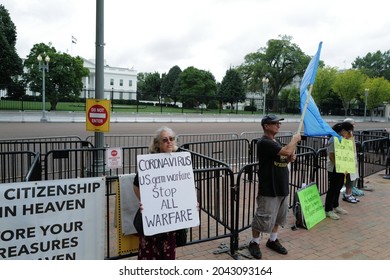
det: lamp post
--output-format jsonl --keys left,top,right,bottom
{"left": 364, "top": 88, "right": 369, "bottom": 122}
{"left": 37, "top": 54, "right": 50, "bottom": 122}
{"left": 262, "top": 77, "right": 269, "bottom": 115}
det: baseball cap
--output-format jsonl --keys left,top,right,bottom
{"left": 332, "top": 122, "right": 354, "bottom": 133}
{"left": 344, "top": 118, "right": 355, "bottom": 125}
{"left": 261, "top": 115, "right": 284, "bottom": 125}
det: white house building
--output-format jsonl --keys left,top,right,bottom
{"left": 81, "top": 58, "right": 138, "bottom": 100}
{"left": 5, "top": 58, "right": 138, "bottom": 101}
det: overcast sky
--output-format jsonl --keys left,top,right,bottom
{"left": 3, "top": 0, "right": 390, "bottom": 82}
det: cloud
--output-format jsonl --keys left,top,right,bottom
{"left": 3, "top": 0, "right": 390, "bottom": 82}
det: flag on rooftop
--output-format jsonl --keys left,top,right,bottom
{"left": 72, "top": 35, "right": 77, "bottom": 44}
{"left": 299, "top": 42, "right": 340, "bottom": 139}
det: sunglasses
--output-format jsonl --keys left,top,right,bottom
{"left": 161, "top": 136, "right": 175, "bottom": 143}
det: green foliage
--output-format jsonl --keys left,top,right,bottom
{"left": 161, "top": 65, "right": 182, "bottom": 104}
{"left": 363, "top": 77, "right": 390, "bottom": 110}
{"left": 217, "top": 68, "right": 245, "bottom": 107}
{"left": 311, "top": 67, "right": 342, "bottom": 114}
{"left": 237, "top": 35, "right": 311, "bottom": 105}
{"left": 332, "top": 69, "right": 367, "bottom": 115}
{"left": 352, "top": 50, "right": 390, "bottom": 80}
{"left": 137, "top": 72, "right": 161, "bottom": 100}
{"left": 179, "top": 66, "right": 217, "bottom": 108}
{"left": 0, "top": 4, "right": 23, "bottom": 95}
{"left": 22, "top": 43, "right": 89, "bottom": 110}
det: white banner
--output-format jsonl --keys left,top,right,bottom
{"left": 0, "top": 177, "right": 105, "bottom": 260}
{"left": 137, "top": 152, "right": 199, "bottom": 236}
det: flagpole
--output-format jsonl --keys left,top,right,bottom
{"left": 297, "top": 84, "right": 313, "bottom": 134}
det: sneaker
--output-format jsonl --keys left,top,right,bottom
{"left": 342, "top": 194, "right": 358, "bottom": 203}
{"left": 326, "top": 211, "right": 340, "bottom": 220}
{"left": 248, "top": 241, "right": 262, "bottom": 259}
{"left": 266, "top": 239, "right": 288, "bottom": 255}
{"left": 334, "top": 207, "right": 348, "bottom": 215}
{"left": 351, "top": 195, "right": 360, "bottom": 202}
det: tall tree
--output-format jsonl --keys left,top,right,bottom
{"left": 352, "top": 50, "right": 390, "bottom": 80}
{"left": 237, "top": 35, "right": 311, "bottom": 107}
{"left": 179, "top": 67, "right": 217, "bottom": 109}
{"left": 161, "top": 65, "right": 182, "bottom": 104}
{"left": 0, "top": 4, "right": 24, "bottom": 96}
{"left": 363, "top": 77, "right": 390, "bottom": 118}
{"left": 137, "top": 72, "right": 161, "bottom": 101}
{"left": 332, "top": 69, "right": 367, "bottom": 116}
{"left": 217, "top": 68, "right": 245, "bottom": 110}
{"left": 23, "top": 43, "right": 89, "bottom": 110}
{"left": 312, "top": 67, "right": 341, "bottom": 114}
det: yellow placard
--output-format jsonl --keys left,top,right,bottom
{"left": 334, "top": 137, "right": 356, "bottom": 174}
{"left": 86, "top": 99, "right": 110, "bottom": 132}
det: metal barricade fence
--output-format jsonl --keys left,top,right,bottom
{"left": 358, "top": 137, "right": 389, "bottom": 178}
{"left": 179, "top": 139, "right": 251, "bottom": 174}
{"left": 0, "top": 140, "right": 93, "bottom": 171}
{"left": 0, "top": 135, "right": 83, "bottom": 143}
{"left": 0, "top": 151, "right": 41, "bottom": 183}
{"left": 86, "top": 133, "right": 239, "bottom": 149}
{"left": 1, "top": 131, "right": 389, "bottom": 258}
{"left": 177, "top": 133, "right": 239, "bottom": 144}
{"left": 103, "top": 151, "right": 237, "bottom": 259}
{"left": 86, "top": 135, "right": 154, "bottom": 148}
{"left": 240, "top": 131, "right": 293, "bottom": 142}
{"left": 44, "top": 146, "right": 150, "bottom": 180}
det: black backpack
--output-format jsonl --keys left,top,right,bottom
{"left": 292, "top": 190, "right": 307, "bottom": 230}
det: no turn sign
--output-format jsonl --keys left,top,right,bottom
{"left": 86, "top": 99, "right": 110, "bottom": 132}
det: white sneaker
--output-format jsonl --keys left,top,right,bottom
{"left": 334, "top": 207, "right": 348, "bottom": 215}
{"left": 326, "top": 211, "right": 340, "bottom": 220}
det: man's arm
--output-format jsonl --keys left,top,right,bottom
{"left": 278, "top": 133, "right": 301, "bottom": 157}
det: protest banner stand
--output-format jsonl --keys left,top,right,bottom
{"left": 0, "top": 177, "right": 106, "bottom": 260}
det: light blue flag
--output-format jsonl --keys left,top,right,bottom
{"left": 300, "top": 42, "right": 340, "bottom": 139}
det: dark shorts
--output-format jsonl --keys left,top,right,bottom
{"left": 251, "top": 195, "right": 288, "bottom": 233}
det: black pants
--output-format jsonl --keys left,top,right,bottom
{"left": 325, "top": 169, "right": 345, "bottom": 212}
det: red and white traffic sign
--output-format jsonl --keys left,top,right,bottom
{"left": 88, "top": 104, "right": 108, "bottom": 126}
{"left": 106, "top": 147, "right": 123, "bottom": 169}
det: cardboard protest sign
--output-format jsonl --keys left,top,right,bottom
{"left": 334, "top": 138, "right": 356, "bottom": 173}
{"left": 296, "top": 183, "right": 326, "bottom": 230}
{"left": 0, "top": 177, "right": 105, "bottom": 260}
{"left": 136, "top": 151, "right": 199, "bottom": 236}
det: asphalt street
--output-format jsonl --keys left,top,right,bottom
{"left": 0, "top": 111, "right": 388, "bottom": 140}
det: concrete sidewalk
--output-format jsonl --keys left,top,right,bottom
{"left": 174, "top": 171, "right": 390, "bottom": 260}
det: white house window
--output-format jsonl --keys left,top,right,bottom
{"left": 129, "top": 80, "right": 132, "bottom": 87}
{"left": 120, "top": 79, "right": 123, "bottom": 86}
{"left": 110, "top": 78, "right": 114, "bottom": 86}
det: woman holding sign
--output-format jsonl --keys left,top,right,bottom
{"left": 325, "top": 122, "right": 354, "bottom": 220}
{"left": 133, "top": 126, "right": 181, "bottom": 260}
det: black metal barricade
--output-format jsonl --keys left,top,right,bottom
{"left": 103, "top": 150, "right": 237, "bottom": 259}
{"left": 0, "top": 151, "right": 41, "bottom": 183}
{"left": 2, "top": 131, "right": 389, "bottom": 259}
{"left": 179, "top": 139, "right": 251, "bottom": 174}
